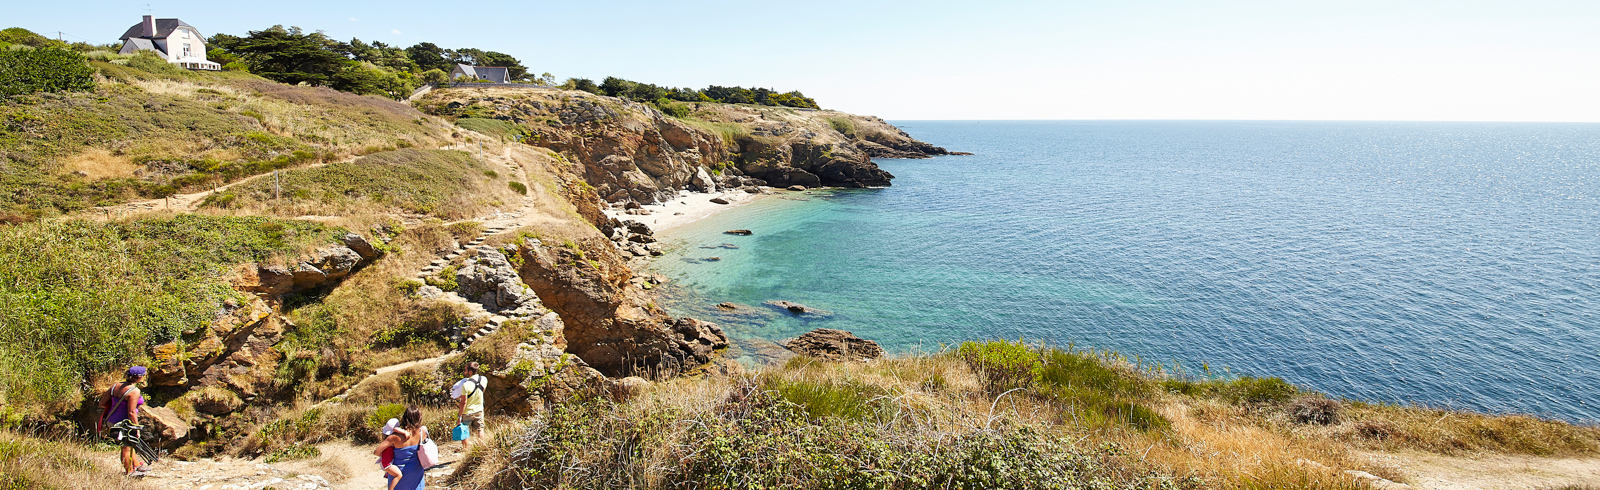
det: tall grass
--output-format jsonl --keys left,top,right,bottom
{"left": 679, "top": 118, "right": 749, "bottom": 148}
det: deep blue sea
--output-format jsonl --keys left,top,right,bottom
{"left": 649, "top": 121, "right": 1600, "bottom": 423}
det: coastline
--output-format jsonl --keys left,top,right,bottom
{"left": 602, "top": 187, "right": 777, "bottom": 233}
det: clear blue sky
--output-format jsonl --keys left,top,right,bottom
{"left": 12, "top": 0, "right": 1600, "bottom": 121}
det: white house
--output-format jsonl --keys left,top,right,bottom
{"left": 118, "top": 15, "right": 221, "bottom": 70}
{"left": 449, "top": 64, "right": 510, "bottom": 84}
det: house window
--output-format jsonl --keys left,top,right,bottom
{"left": 183, "top": 43, "right": 191, "bottom": 57}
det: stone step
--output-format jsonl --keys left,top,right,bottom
{"left": 429, "top": 259, "right": 446, "bottom": 266}
{"left": 444, "top": 253, "right": 459, "bottom": 260}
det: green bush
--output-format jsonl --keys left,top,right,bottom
{"left": 122, "top": 50, "right": 192, "bottom": 79}
{"left": 957, "top": 340, "right": 1040, "bottom": 393}
{"left": 508, "top": 181, "right": 527, "bottom": 195}
{"left": 0, "top": 46, "right": 94, "bottom": 96}
{"left": 826, "top": 116, "right": 855, "bottom": 136}
{"left": 653, "top": 98, "right": 691, "bottom": 118}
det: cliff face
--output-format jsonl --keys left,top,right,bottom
{"left": 513, "top": 235, "right": 726, "bottom": 377}
{"left": 414, "top": 87, "right": 959, "bottom": 205}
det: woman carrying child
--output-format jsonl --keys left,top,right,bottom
{"left": 372, "top": 406, "right": 430, "bottom": 489}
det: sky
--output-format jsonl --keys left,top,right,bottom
{"left": 10, "top": 0, "right": 1600, "bottom": 121}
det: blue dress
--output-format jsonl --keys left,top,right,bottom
{"left": 386, "top": 444, "right": 426, "bottom": 489}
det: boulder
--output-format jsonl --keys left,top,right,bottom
{"left": 783, "top": 328, "right": 884, "bottom": 362}
{"left": 724, "top": 229, "right": 753, "bottom": 236}
{"left": 340, "top": 232, "right": 380, "bottom": 260}
{"left": 787, "top": 185, "right": 807, "bottom": 191}
{"left": 610, "top": 376, "right": 651, "bottom": 401}
{"left": 709, "top": 197, "right": 730, "bottom": 205}
{"left": 716, "top": 302, "right": 738, "bottom": 310}
{"left": 141, "top": 406, "right": 191, "bottom": 446}
{"left": 621, "top": 220, "right": 653, "bottom": 236}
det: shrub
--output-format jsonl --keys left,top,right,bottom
{"left": 508, "top": 181, "right": 527, "bottom": 195}
{"left": 1222, "top": 376, "right": 1297, "bottom": 405}
{"left": 1290, "top": 396, "right": 1343, "bottom": 425}
{"left": 826, "top": 116, "right": 855, "bottom": 136}
{"left": 0, "top": 46, "right": 94, "bottom": 96}
{"left": 956, "top": 340, "right": 1040, "bottom": 393}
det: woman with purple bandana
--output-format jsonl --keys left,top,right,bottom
{"left": 98, "top": 365, "right": 149, "bottom": 476}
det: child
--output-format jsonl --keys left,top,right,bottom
{"left": 376, "top": 418, "right": 411, "bottom": 489}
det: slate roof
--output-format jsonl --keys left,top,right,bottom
{"left": 118, "top": 38, "right": 161, "bottom": 56}
{"left": 119, "top": 18, "right": 201, "bottom": 40}
{"left": 472, "top": 67, "right": 510, "bottom": 83}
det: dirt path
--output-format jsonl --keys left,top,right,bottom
{"left": 1365, "top": 450, "right": 1600, "bottom": 489}
{"left": 118, "top": 439, "right": 471, "bottom": 489}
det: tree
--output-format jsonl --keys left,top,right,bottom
{"left": 477, "top": 51, "right": 527, "bottom": 80}
{"left": 536, "top": 72, "right": 556, "bottom": 86}
{"left": 565, "top": 78, "right": 599, "bottom": 94}
{"left": 209, "top": 26, "right": 351, "bottom": 87}
{"left": 0, "top": 46, "right": 95, "bottom": 96}
{"left": 419, "top": 68, "right": 448, "bottom": 86}
{"left": 405, "top": 42, "right": 452, "bottom": 72}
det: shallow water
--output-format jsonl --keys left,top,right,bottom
{"left": 648, "top": 121, "right": 1600, "bottom": 423}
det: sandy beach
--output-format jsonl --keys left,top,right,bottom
{"left": 602, "top": 187, "right": 776, "bottom": 233}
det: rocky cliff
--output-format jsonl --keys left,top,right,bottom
{"left": 414, "top": 87, "right": 961, "bottom": 206}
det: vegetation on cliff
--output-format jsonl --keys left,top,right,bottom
{"left": 0, "top": 215, "right": 345, "bottom": 413}
{"left": 443, "top": 340, "right": 1600, "bottom": 489}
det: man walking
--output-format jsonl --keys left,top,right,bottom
{"left": 450, "top": 362, "right": 487, "bottom": 448}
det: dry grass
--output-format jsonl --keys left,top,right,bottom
{"left": 0, "top": 430, "right": 150, "bottom": 489}
{"left": 62, "top": 148, "right": 138, "bottom": 180}
{"left": 1329, "top": 403, "right": 1600, "bottom": 457}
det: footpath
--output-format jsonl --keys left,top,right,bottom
{"left": 96, "top": 139, "right": 554, "bottom": 489}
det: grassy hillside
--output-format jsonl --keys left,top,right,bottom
{"left": 0, "top": 58, "right": 450, "bottom": 221}
{"left": 202, "top": 148, "right": 520, "bottom": 220}
{"left": 0, "top": 215, "right": 346, "bottom": 414}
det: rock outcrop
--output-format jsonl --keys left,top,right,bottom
{"left": 514, "top": 237, "right": 727, "bottom": 377}
{"left": 784, "top": 329, "right": 885, "bottom": 362}
{"left": 415, "top": 88, "right": 963, "bottom": 209}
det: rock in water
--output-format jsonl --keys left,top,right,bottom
{"left": 787, "top": 185, "right": 807, "bottom": 191}
{"left": 716, "top": 302, "right": 738, "bottom": 310}
{"left": 784, "top": 329, "right": 884, "bottom": 362}
{"left": 724, "top": 229, "right": 753, "bottom": 235}
{"left": 768, "top": 300, "right": 808, "bottom": 313}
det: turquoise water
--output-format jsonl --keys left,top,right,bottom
{"left": 649, "top": 121, "right": 1600, "bottom": 423}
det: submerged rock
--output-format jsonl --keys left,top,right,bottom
{"left": 767, "top": 300, "right": 809, "bottom": 314}
{"left": 724, "top": 229, "right": 753, "bottom": 236}
{"left": 783, "top": 328, "right": 884, "bottom": 362}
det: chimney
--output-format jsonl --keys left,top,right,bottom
{"left": 142, "top": 15, "right": 155, "bottom": 37}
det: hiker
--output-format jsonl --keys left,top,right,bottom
{"left": 375, "top": 418, "right": 411, "bottom": 490}
{"left": 372, "top": 405, "right": 431, "bottom": 490}
{"left": 98, "top": 366, "right": 150, "bottom": 476}
{"left": 450, "top": 362, "right": 487, "bottom": 448}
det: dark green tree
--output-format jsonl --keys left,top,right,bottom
{"left": 477, "top": 51, "right": 527, "bottom": 80}
{"left": 405, "top": 42, "right": 452, "bottom": 72}
{"left": 209, "top": 26, "right": 351, "bottom": 87}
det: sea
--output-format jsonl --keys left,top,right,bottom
{"left": 647, "top": 121, "right": 1600, "bottom": 424}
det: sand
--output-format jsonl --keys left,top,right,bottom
{"left": 603, "top": 188, "right": 776, "bottom": 233}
